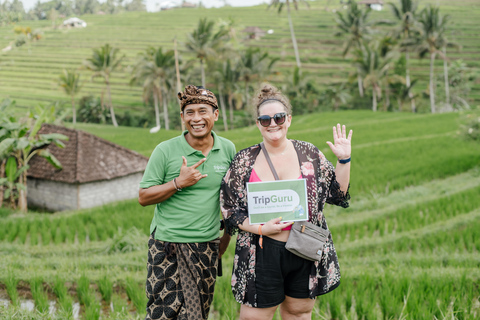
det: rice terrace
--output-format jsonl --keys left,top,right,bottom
{"left": 1, "top": 0, "right": 480, "bottom": 319}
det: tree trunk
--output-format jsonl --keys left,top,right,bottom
{"left": 18, "top": 170, "right": 27, "bottom": 212}
{"left": 228, "top": 93, "right": 234, "bottom": 130}
{"left": 357, "top": 73, "right": 364, "bottom": 97}
{"left": 372, "top": 87, "right": 377, "bottom": 112}
{"left": 162, "top": 92, "right": 170, "bottom": 130}
{"left": 201, "top": 59, "right": 205, "bottom": 88}
{"left": 429, "top": 51, "right": 436, "bottom": 113}
{"left": 218, "top": 88, "right": 228, "bottom": 131}
{"left": 71, "top": 96, "right": 76, "bottom": 125}
{"left": 245, "top": 80, "right": 250, "bottom": 110}
{"left": 406, "top": 50, "right": 416, "bottom": 113}
{"left": 107, "top": 81, "right": 118, "bottom": 127}
{"left": 174, "top": 37, "right": 185, "bottom": 131}
{"left": 286, "top": 3, "right": 301, "bottom": 69}
{"left": 443, "top": 47, "right": 450, "bottom": 109}
{"left": 153, "top": 90, "right": 160, "bottom": 128}
{"left": 0, "top": 158, "right": 4, "bottom": 208}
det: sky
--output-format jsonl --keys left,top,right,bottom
{"left": 19, "top": 0, "right": 268, "bottom": 13}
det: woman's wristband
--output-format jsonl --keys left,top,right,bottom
{"left": 338, "top": 157, "right": 351, "bottom": 164}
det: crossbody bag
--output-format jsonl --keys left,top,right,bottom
{"left": 260, "top": 142, "right": 330, "bottom": 262}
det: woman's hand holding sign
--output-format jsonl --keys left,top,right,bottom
{"left": 262, "top": 217, "right": 294, "bottom": 236}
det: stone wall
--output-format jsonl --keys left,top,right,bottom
{"left": 27, "top": 178, "right": 78, "bottom": 211}
{"left": 78, "top": 173, "right": 142, "bottom": 209}
{"left": 27, "top": 172, "right": 143, "bottom": 211}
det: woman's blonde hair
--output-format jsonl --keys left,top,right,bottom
{"left": 252, "top": 83, "right": 292, "bottom": 116}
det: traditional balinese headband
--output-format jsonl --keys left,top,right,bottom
{"left": 178, "top": 85, "right": 218, "bottom": 111}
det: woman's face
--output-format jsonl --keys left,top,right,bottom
{"left": 256, "top": 102, "right": 291, "bottom": 143}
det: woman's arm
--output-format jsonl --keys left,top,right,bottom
{"left": 326, "top": 123, "right": 352, "bottom": 195}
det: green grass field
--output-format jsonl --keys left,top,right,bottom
{"left": 0, "top": 109, "right": 479, "bottom": 319}
{"left": 0, "top": 0, "right": 479, "bottom": 118}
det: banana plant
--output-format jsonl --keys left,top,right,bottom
{"left": 0, "top": 157, "right": 28, "bottom": 209}
{"left": 0, "top": 104, "right": 67, "bottom": 211}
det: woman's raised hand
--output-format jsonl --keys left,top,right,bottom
{"left": 326, "top": 123, "right": 352, "bottom": 161}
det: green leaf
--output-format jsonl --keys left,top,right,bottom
{"left": 15, "top": 183, "right": 26, "bottom": 191}
{"left": 0, "top": 177, "right": 7, "bottom": 185}
{"left": 0, "top": 138, "right": 15, "bottom": 157}
{"left": 16, "top": 138, "right": 30, "bottom": 151}
{"left": 13, "top": 165, "right": 29, "bottom": 181}
{"left": 4, "top": 189, "right": 10, "bottom": 199}
{"left": 0, "top": 128, "right": 7, "bottom": 139}
{"left": 5, "top": 157, "right": 17, "bottom": 182}
{"left": 38, "top": 150, "right": 63, "bottom": 169}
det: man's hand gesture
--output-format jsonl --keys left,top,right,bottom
{"left": 176, "top": 156, "right": 208, "bottom": 189}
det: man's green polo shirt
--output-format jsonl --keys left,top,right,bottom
{"left": 140, "top": 131, "right": 236, "bottom": 243}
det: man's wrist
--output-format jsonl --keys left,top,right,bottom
{"left": 173, "top": 178, "right": 182, "bottom": 191}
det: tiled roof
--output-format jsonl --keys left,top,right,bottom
{"left": 28, "top": 124, "right": 148, "bottom": 184}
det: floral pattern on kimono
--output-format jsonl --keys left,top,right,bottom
{"left": 220, "top": 140, "right": 350, "bottom": 306}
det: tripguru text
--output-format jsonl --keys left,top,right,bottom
{"left": 252, "top": 195, "right": 293, "bottom": 205}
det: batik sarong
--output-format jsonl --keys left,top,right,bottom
{"left": 145, "top": 233, "right": 219, "bottom": 320}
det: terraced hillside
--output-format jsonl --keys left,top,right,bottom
{"left": 0, "top": 0, "right": 479, "bottom": 117}
{"left": 0, "top": 110, "right": 479, "bottom": 319}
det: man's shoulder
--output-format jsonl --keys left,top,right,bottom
{"left": 213, "top": 133, "right": 236, "bottom": 151}
{"left": 155, "top": 134, "right": 183, "bottom": 149}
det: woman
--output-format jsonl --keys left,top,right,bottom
{"left": 220, "top": 84, "right": 352, "bottom": 320}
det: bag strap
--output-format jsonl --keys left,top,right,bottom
{"left": 260, "top": 142, "right": 280, "bottom": 181}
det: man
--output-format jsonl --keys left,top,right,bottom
{"left": 139, "top": 85, "right": 236, "bottom": 320}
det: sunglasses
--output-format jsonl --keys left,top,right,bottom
{"left": 257, "top": 112, "right": 287, "bottom": 127}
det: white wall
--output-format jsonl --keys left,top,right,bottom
{"left": 27, "top": 172, "right": 143, "bottom": 211}
{"left": 27, "top": 178, "right": 78, "bottom": 211}
{"left": 78, "top": 173, "right": 143, "bottom": 209}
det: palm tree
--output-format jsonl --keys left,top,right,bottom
{"left": 268, "top": 0, "right": 308, "bottom": 69}
{"left": 389, "top": 0, "right": 420, "bottom": 112}
{"left": 184, "top": 18, "right": 230, "bottom": 87}
{"left": 212, "top": 59, "right": 241, "bottom": 131}
{"left": 354, "top": 45, "right": 399, "bottom": 112}
{"left": 335, "top": 0, "right": 373, "bottom": 97}
{"left": 83, "top": 44, "right": 124, "bottom": 127}
{"left": 131, "top": 47, "right": 176, "bottom": 130}
{"left": 417, "top": 5, "right": 451, "bottom": 113}
{"left": 58, "top": 69, "right": 82, "bottom": 125}
{"left": 322, "top": 83, "right": 351, "bottom": 112}
{"left": 282, "top": 66, "right": 320, "bottom": 114}
{"left": 238, "top": 47, "right": 279, "bottom": 109}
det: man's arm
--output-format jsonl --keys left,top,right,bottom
{"left": 139, "top": 156, "right": 207, "bottom": 207}
{"left": 138, "top": 181, "right": 178, "bottom": 206}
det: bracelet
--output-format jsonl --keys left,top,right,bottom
{"left": 258, "top": 225, "right": 263, "bottom": 249}
{"left": 338, "top": 157, "right": 351, "bottom": 164}
{"left": 173, "top": 178, "right": 182, "bottom": 191}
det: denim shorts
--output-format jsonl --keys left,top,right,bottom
{"left": 255, "top": 235, "right": 314, "bottom": 308}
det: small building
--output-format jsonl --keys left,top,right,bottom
{"left": 358, "top": 0, "right": 384, "bottom": 11}
{"left": 157, "top": 1, "right": 178, "bottom": 10}
{"left": 242, "top": 26, "right": 267, "bottom": 40}
{"left": 27, "top": 124, "right": 148, "bottom": 212}
{"left": 63, "top": 17, "right": 87, "bottom": 28}
{"left": 181, "top": 2, "right": 196, "bottom": 8}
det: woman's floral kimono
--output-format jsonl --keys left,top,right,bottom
{"left": 220, "top": 140, "right": 350, "bottom": 306}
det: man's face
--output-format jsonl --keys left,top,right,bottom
{"left": 181, "top": 104, "right": 219, "bottom": 139}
